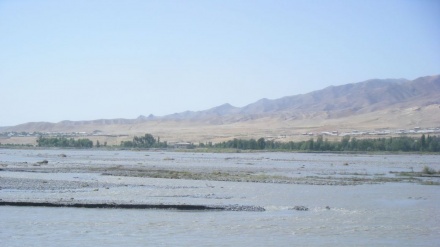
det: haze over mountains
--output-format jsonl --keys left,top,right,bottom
{"left": 2, "top": 75, "right": 440, "bottom": 143}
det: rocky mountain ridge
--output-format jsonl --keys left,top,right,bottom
{"left": 3, "top": 75, "right": 439, "bottom": 134}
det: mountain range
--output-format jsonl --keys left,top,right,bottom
{"left": 2, "top": 75, "right": 440, "bottom": 143}
{"left": 159, "top": 75, "right": 439, "bottom": 122}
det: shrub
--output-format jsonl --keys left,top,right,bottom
{"left": 422, "top": 166, "right": 437, "bottom": 175}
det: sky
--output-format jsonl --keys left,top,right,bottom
{"left": 1, "top": 0, "right": 439, "bottom": 127}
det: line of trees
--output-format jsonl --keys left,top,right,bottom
{"left": 37, "top": 137, "right": 94, "bottom": 148}
{"left": 120, "top": 134, "right": 167, "bottom": 148}
{"left": 212, "top": 135, "right": 440, "bottom": 152}
{"left": 33, "top": 134, "right": 440, "bottom": 152}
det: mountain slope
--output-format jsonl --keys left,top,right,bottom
{"left": 239, "top": 76, "right": 439, "bottom": 116}
{"left": 164, "top": 75, "right": 439, "bottom": 121}
{"left": 3, "top": 75, "right": 440, "bottom": 135}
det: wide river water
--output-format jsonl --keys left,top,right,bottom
{"left": 0, "top": 149, "right": 439, "bottom": 246}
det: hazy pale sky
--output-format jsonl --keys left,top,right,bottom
{"left": 1, "top": 0, "right": 439, "bottom": 126}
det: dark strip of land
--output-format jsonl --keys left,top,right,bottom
{"left": 0, "top": 201, "right": 265, "bottom": 211}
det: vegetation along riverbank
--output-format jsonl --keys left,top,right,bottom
{"left": 3, "top": 133, "right": 437, "bottom": 153}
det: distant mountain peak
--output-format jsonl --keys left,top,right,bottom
{"left": 3, "top": 75, "right": 439, "bottom": 133}
{"left": 212, "top": 103, "right": 235, "bottom": 109}
{"left": 220, "top": 103, "right": 234, "bottom": 107}
{"left": 137, "top": 114, "right": 155, "bottom": 120}
{"left": 205, "top": 103, "right": 238, "bottom": 115}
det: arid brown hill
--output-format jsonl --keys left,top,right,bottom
{"left": 3, "top": 75, "right": 439, "bottom": 143}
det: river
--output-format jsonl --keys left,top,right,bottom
{"left": 0, "top": 149, "right": 439, "bottom": 246}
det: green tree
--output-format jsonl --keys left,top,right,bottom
{"left": 257, "top": 138, "right": 266, "bottom": 149}
{"left": 341, "top": 136, "right": 350, "bottom": 151}
{"left": 421, "top": 134, "right": 426, "bottom": 151}
{"left": 315, "top": 135, "right": 323, "bottom": 151}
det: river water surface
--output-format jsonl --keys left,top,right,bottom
{"left": 0, "top": 149, "right": 439, "bottom": 246}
